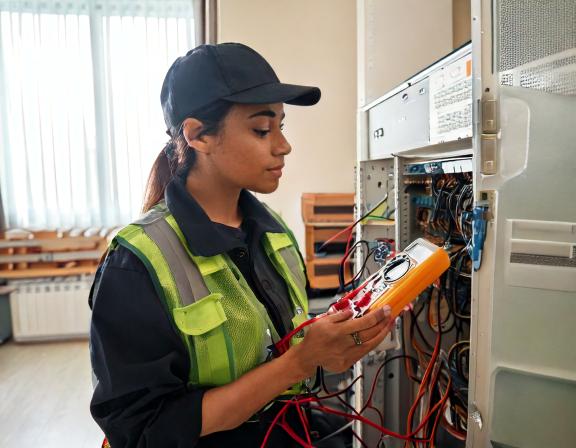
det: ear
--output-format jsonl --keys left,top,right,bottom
{"left": 182, "top": 118, "right": 211, "bottom": 154}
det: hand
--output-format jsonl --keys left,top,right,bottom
{"left": 289, "top": 305, "right": 394, "bottom": 376}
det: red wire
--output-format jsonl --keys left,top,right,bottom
{"left": 320, "top": 221, "right": 356, "bottom": 249}
{"left": 344, "top": 226, "right": 354, "bottom": 261}
{"left": 338, "top": 227, "right": 356, "bottom": 287}
{"left": 441, "top": 415, "right": 467, "bottom": 440}
{"left": 423, "top": 356, "right": 445, "bottom": 444}
{"left": 274, "top": 275, "right": 371, "bottom": 355}
{"left": 259, "top": 400, "right": 291, "bottom": 448}
{"left": 266, "top": 330, "right": 448, "bottom": 448}
{"left": 278, "top": 419, "right": 314, "bottom": 448}
{"left": 310, "top": 403, "right": 426, "bottom": 442}
{"left": 267, "top": 283, "right": 451, "bottom": 448}
{"left": 429, "top": 377, "right": 452, "bottom": 448}
{"left": 295, "top": 402, "right": 312, "bottom": 447}
{"left": 404, "top": 331, "right": 442, "bottom": 447}
{"left": 261, "top": 364, "right": 451, "bottom": 448}
{"left": 274, "top": 314, "right": 322, "bottom": 354}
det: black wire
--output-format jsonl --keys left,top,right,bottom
{"left": 317, "top": 354, "right": 425, "bottom": 445}
{"left": 338, "top": 240, "right": 370, "bottom": 291}
{"left": 371, "top": 355, "right": 427, "bottom": 445}
{"left": 401, "top": 314, "right": 423, "bottom": 384}
{"left": 341, "top": 247, "right": 377, "bottom": 291}
{"left": 409, "top": 291, "right": 434, "bottom": 353}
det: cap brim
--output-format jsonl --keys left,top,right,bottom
{"left": 222, "top": 82, "right": 321, "bottom": 106}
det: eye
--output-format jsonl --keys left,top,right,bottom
{"left": 253, "top": 129, "right": 270, "bottom": 137}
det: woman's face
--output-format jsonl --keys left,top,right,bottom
{"left": 203, "top": 102, "right": 292, "bottom": 194}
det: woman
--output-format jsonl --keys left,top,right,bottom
{"left": 89, "top": 43, "right": 393, "bottom": 447}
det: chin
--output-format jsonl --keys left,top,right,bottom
{"left": 250, "top": 181, "right": 280, "bottom": 194}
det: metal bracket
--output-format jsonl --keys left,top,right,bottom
{"left": 469, "top": 403, "right": 484, "bottom": 430}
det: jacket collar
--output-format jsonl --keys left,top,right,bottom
{"left": 164, "top": 176, "right": 284, "bottom": 257}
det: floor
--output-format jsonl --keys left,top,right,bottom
{"left": 0, "top": 297, "right": 335, "bottom": 448}
{"left": 0, "top": 340, "right": 104, "bottom": 448}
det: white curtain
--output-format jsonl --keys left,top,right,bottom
{"left": 0, "top": 0, "right": 196, "bottom": 230}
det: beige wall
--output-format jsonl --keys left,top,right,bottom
{"left": 453, "top": 0, "right": 472, "bottom": 49}
{"left": 217, "top": 0, "right": 357, "bottom": 249}
{"left": 359, "top": 0, "right": 454, "bottom": 105}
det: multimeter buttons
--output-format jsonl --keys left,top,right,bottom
{"left": 382, "top": 254, "right": 411, "bottom": 282}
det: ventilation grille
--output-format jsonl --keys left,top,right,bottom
{"left": 498, "top": 0, "right": 576, "bottom": 95}
{"left": 500, "top": 49, "right": 576, "bottom": 95}
{"left": 510, "top": 253, "right": 576, "bottom": 268}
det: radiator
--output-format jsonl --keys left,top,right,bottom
{"left": 8, "top": 276, "right": 93, "bottom": 342}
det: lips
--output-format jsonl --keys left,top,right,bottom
{"left": 267, "top": 164, "right": 284, "bottom": 178}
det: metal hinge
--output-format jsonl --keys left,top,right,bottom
{"left": 480, "top": 97, "right": 499, "bottom": 175}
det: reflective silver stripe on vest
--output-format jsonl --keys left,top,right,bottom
{"left": 278, "top": 246, "right": 305, "bottom": 284}
{"left": 134, "top": 209, "right": 210, "bottom": 306}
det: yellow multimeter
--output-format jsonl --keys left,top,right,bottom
{"left": 337, "top": 238, "right": 451, "bottom": 319}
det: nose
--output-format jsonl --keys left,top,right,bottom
{"left": 272, "top": 130, "right": 292, "bottom": 156}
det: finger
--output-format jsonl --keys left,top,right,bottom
{"left": 356, "top": 324, "right": 385, "bottom": 344}
{"left": 384, "top": 317, "right": 396, "bottom": 334}
{"left": 352, "top": 319, "right": 394, "bottom": 345}
{"left": 355, "top": 325, "right": 391, "bottom": 355}
{"left": 339, "top": 306, "right": 391, "bottom": 334}
{"left": 325, "top": 308, "right": 354, "bottom": 323}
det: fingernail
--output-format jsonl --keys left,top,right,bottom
{"left": 383, "top": 305, "right": 391, "bottom": 317}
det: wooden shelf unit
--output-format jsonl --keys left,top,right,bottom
{"left": 301, "top": 193, "right": 355, "bottom": 290}
{"left": 0, "top": 231, "right": 110, "bottom": 279}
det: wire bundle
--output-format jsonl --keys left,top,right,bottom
{"left": 267, "top": 173, "right": 473, "bottom": 447}
{"left": 400, "top": 173, "right": 473, "bottom": 446}
{"left": 410, "top": 174, "right": 473, "bottom": 248}
{"left": 260, "top": 355, "right": 452, "bottom": 448}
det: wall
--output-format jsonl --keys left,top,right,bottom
{"left": 358, "top": 0, "right": 454, "bottom": 106}
{"left": 217, "top": 0, "right": 357, "bottom": 249}
{"left": 453, "top": 0, "right": 472, "bottom": 49}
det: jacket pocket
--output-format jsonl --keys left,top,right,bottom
{"left": 172, "top": 293, "right": 234, "bottom": 386}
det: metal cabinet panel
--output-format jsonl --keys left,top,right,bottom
{"left": 368, "top": 79, "right": 430, "bottom": 159}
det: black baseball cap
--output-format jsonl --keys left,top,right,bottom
{"left": 161, "top": 43, "right": 321, "bottom": 134}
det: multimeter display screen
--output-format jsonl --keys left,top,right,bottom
{"left": 406, "top": 242, "right": 434, "bottom": 264}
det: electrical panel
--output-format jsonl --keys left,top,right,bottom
{"left": 357, "top": 44, "right": 475, "bottom": 445}
{"left": 366, "top": 45, "right": 472, "bottom": 161}
{"left": 353, "top": 1, "right": 576, "bottom": 447}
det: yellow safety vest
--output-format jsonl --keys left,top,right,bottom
{"left": 110, "top": 202, "right": 310, "bottom": 392}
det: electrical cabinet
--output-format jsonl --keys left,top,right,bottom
{"left": 353, "top": 2, "right": 576, "bottom": 447}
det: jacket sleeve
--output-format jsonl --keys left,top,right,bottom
{"left": 89, "top": 246, "right": 206, "bottom": 447}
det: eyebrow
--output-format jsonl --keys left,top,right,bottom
{"left": 248, "top": 110, "right": 286, "bottom": 120}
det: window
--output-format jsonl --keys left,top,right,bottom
{"left": 0, "top": 0, "right": 197, "bottom": 229}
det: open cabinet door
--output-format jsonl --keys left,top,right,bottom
{"left": 469, "top": 1, "right": 576, "bottom": 447}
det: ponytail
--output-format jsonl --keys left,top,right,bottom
{"left": 142, "top": 142, "right": 174, "bottom": 212}
{"left": 141, "top": 100, "right": 234, "bottom": 213}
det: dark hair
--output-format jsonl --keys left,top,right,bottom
{"left": 142, "top": 100, "right": 234, "bottom": 212}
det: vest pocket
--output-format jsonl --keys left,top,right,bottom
{"left": 172, "top": 293, "right": 234, "bottom": 386}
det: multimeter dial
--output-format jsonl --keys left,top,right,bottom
{"left": 382, "top": 254, "right": 411, "bottom": 282}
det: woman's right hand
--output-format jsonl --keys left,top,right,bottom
{"left": 289, "top": 305, "right": 394, "bottom": 376}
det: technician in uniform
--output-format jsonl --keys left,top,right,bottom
{"left": 89, "top": 43, "right": 393, "bottom": 447}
